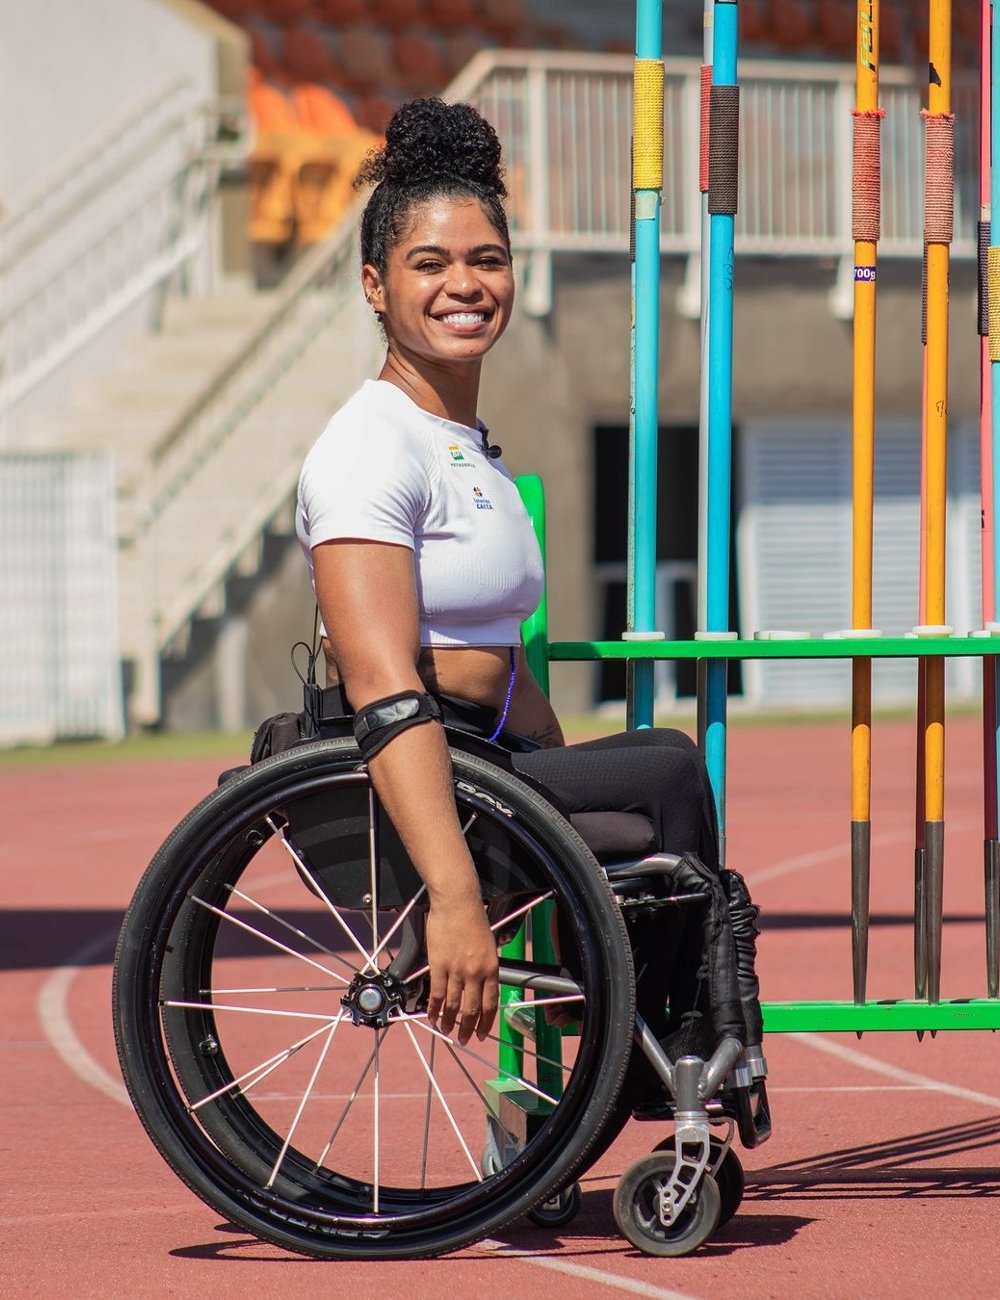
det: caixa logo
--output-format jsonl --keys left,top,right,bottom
{"left": 854, "top": 265, "right": 877, "bottom": 282}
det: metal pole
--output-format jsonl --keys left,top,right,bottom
{"left": 850, "top": 0, "right": 882, "bottom": 1006}
{"left": 626, "top": 0, "right": 665, "bottom": 729}
{"left": 703, "top": 0, "right": 740, "bottom": 856}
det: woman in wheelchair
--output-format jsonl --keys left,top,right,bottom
{"left": 112, "top": 96, "right": 768, "bottom": 1262}
{"left": 297, "top": 96, "right": 726, "bottom": 1049}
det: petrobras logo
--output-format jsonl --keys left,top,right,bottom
{"left": 854, "top": 265, "right": 877, "bottom": 282}
{"left": 472, "top": 485, "right": 494, "bottom": 511}
{"left": 447, "top": 443, "right": 474, "bottom": 466}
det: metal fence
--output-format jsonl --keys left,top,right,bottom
{"left": 0, "top": 453, "right": 124, "bottom": 743}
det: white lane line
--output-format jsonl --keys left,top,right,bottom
{"left": 480, "top": 1240, "right": 700, "bottom": 1300}
{"left": 792, "top": 1032, "right": 1000, "bottom": 1111}
{"left": 36, "top": 926, "right": 130, "bottom": 1107}
{"left": 752, "top": 815, "right": 978, "bottom": 886}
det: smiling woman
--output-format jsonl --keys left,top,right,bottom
{"left": 294, "top": 97, "right": 731, "bottom": 1053}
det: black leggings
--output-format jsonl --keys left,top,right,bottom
{"left": 510, "top": 727, "right": 721, "bottom": 871}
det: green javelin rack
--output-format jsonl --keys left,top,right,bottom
{"left": 519, "top": 470, "right": 1000, "bottom": 1035}
{"left": 502, "top": 1, "right": 1000, "bottom": 1071}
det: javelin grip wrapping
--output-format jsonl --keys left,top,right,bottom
{"left": 632, "top": 58, "right": 664, "bottom": 191}
{"left": 851, "top": 110, "right": 884, "bottom": 243}
{"left": 921, "top": 111, "right": 955, "bottom": 245}
{"left": 699, "top": 64, "right": 712, "bottom": 194}
{"left": 989, "top": 247, "right": 1000, "bottom": 362}
{"left": 979, "top": 221, "right": 989, "bottom": 337}
{"left": 708, "top": 84, "right": 740, "bottom": 216}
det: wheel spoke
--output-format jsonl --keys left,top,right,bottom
{"left": 368, "top": 884, "right": 426, "bottom": 969}
{"left": 314, "top": 1041, "right": 379, "bottom": 1170}
{"left": 204, "top": 984, "right": 342, "bottom": 995}
{"left": 266, "top": 816, "right": 374, "bottom": 968}
{"left": 189, "top": 895, "right": 351, "bottom": 984}
{"left": 163, "top": 999, "right": 337, "bottom": 1022}
{"left": 228, "top": 885, "right": 357, "bottom": 974}
{"left": 419, "top": 1036, "right": 436, "bottom": 1190}
{"left": 188, "top": 1019, "right": 337, "bottom": 1112}
{"left": 368, "top": 788, "right": 380, "bottom": 969}
{"left": 405, "top": 1015, "right": 561, "bottom": 1108}
{"left": 372, "top": 1028, "right": 381, "bottom": 1213}
{"left": 266, "top": 1011, "right": 345, "bottom": 1189}
{"left": 401, "top": 1021, "right": 483, "bottom": 1182}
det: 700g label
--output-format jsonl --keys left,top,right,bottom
{"left": 854, "top": 265, "right": 878, "bottom": 282}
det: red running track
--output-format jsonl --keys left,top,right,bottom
{"left": 3, "top": 715, "right": 1000, "bottom": 1299}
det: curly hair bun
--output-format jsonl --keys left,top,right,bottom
{"left": 358, "top": 98, "right": 507, "bottom": 197}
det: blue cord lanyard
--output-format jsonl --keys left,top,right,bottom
{"left": 487, "top": 646, "right": 517, "bottom": 743}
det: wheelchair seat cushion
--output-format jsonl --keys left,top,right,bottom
{"left": 570, "top": 811, "right": 658, "bottom": 861}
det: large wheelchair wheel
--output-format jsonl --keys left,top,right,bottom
{"left": 113, "top": 738, "right": 635, "bottom": 1259}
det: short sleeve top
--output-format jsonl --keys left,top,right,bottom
{"left": 296, "top": 379, "right": 544, "bottom": 647}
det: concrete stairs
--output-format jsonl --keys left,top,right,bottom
{"left": 20, "top": 281, "right": 381, "bottom": 723}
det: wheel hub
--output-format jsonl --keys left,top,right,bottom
{"left": 341, "top": 971, "right": 406, "bottom": 1028}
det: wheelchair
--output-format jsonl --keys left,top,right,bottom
{"left": 112, "top": 725, "right": 770, "bottom": 1260}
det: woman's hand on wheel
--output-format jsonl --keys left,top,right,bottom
{"left": 425, "top": 894, "right": 500, "bottom": 1045}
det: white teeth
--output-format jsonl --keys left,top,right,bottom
{"left": 440, "top": 312, "right": 486, "bottom": 325}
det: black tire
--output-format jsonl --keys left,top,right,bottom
{"left": 112, "top": 738, "right": 635, "bottom": 1260}
{"left": 526, "top": 1180, "right": 582, "bottom": 1228}
{"left": 653, "top": 1135, "right": 744, "bottom": 1227}
{"left": 613, "top": 1154, "right": 720, "bottom": 1257}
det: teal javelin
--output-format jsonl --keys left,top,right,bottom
{"left": 626, "top": 0, "right": 664, "bottom": 728}
{"left": 703, "top": 0, "right": 739, "bottom": 853}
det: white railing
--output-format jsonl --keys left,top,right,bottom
{"left": 0, "top": 79, "right": 248, "bottom": 420}
{"left": 452, "top": 52, "right": 978, "bottom": 315}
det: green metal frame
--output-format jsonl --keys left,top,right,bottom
{"left": 515, "top": 474, "right": 1000, "bottom": 1036}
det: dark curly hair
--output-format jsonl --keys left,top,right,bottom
{"left": 356, "top": 98, "right": 511, "bottom": 272}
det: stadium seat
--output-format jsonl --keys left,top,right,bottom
{"left": 817, "top": 0, "right": 856, "bottom": 54}
{"left": 313, "top": 0, "right": 368, "bottom": 21}
{"left": 337, "top": 25, "right": 397, "bottom": 94}
{"left": 282, "top": 26, "right": 341, "bottom": 85}
{"left": 427, "top": 0, "right": 481, "bottom": 29}
{"left": 245, "top": 19, "right": 285, "bottom": 79}
{"left": 739, "top": 0, "right": 770, "bottom": 44}
{"left": 293, "top": 131, "right": 376, "bottom": 242}
{"left": 771, "top": 0, "right": 814, "bottom": 48}
{"left": 373, "top": 0, "right": 428, "bottom": 28}
{"left": 292, "top": 83, "right": 358, "bottom": 136}
{"left": 444, "top": 28, "right": 496, "bottom": 77}
{"left": 479, "top": 0, "right": 527, "bottom": 42}
{"left": 393, "top": 30, "right": 450, "bottom": 94}
{"left": 357, "top": 92, "right": 404, "bottom": 134}
{"left": 208, "top": 0, "right": 264, "bottom": 20}
{"left": 258, "top": 0, "right": 313, "bottom": 20}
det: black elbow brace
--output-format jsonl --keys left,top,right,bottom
{"left": 352, "top": 690, "right": 442, "bottom": 761}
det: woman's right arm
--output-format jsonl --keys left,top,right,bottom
{"left": 312, "top": 538, "right": 499, "bottom": 1046}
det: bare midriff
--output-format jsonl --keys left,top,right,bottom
{"left": 322, "top": 640, "right": 513, "bottom": 711}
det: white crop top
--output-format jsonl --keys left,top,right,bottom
{"left": 296, "top": 380, "right": 544, "bottom": 647}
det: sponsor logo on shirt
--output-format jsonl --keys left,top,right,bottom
{"left": 447, "top": 443, "right": 474, "bottom": 467}
{"left": 472, "top": 485, "right": 494, "bottom": 511}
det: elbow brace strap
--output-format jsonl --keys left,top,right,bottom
{"left": 352, "top": 690, "right": 442, "bottom": 761}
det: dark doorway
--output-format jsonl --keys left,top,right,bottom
{"left": 592, "top": 424, "right": 742, "bottom": 705}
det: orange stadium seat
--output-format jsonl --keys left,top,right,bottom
{"left": 246, "top": 20, "right": 284, "bottom": 78}
{"left": 739, "top": 0, "right": 770, "bottom": 43}
{"left": 357, "top": 92, "right": 404, "bottom": 134}
{"left": 293, "top": 130, "right": 377, "bottom": 242}
{"left": 209, "top": 0, "right": 264, "bottom": 20}
{"left": 258, "top": 0, "right": 312, "bottom": 20}
{"left": 292, "top": 83, "right": 358, "bottom": 136}
{"left": 393, "top": 30, "right": 450, "bottom": 94}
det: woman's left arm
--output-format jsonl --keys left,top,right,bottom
{"left": 502, "top": 646, "right": 565, "bottom": 748}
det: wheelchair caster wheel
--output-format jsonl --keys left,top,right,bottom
{"left": 653, "top": 1136, "right": 744, "bottom": 1227}
{"left": 613, "top": 1155, "right": 720, "bottom": 1257}
{"left": 527, "top": 1181, "right": 582, "bottom": 1228}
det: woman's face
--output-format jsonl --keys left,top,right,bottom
{"left": 362, "top": 195, "right": 515, "bottom": 368}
